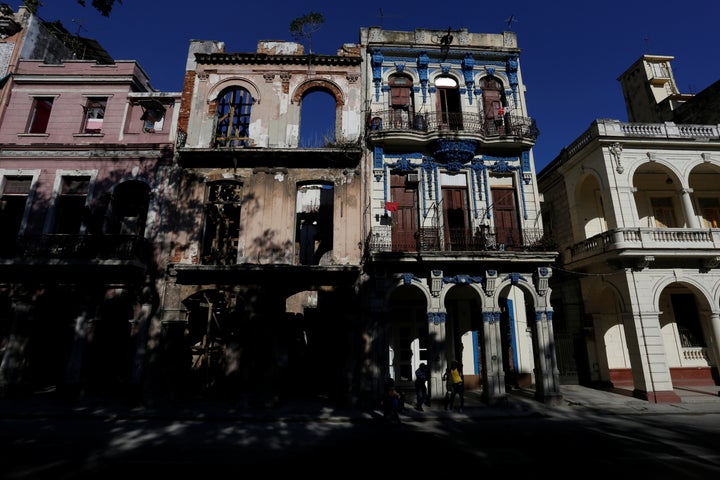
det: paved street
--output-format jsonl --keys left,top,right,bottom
{"left": 2, "top": 385, "right": 720, "bottom": 478}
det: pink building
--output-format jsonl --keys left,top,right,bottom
{"left": 0, "top": 57, "right": 180, "bottom": 400}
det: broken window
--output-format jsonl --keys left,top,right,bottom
{"left": 83, "top": 97, "right": 107, "bottom": 133}
{"left": 215, "top": 87, "right": 252, "bottom": 147}
{"left": 0, "top": 175, "right": 32, "bottom": 251}
{"left": 295, "top": 182, "right": 334, "bottom": 265}
{"left": 141, "top": 105, "right": 165, "bottom": 133}
{"left": 202, "top": 181, "right": 242, "bottom": 265}
{"left": 54, "top": 176, "right": 90, "bottom": 234}
{"left": 27, "top": 97, "right": 54, "bottom": 133}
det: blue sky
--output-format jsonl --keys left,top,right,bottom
{"left": 36, "top": 0, "right": 720, "bottom": 171}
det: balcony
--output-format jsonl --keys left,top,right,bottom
{"left": 566, "top": 228, "right": 720, "bottom": 270}
{"left": 562, "top": 120, "right": 720, "bottom": 159}
{"left": 0, "top": 234, "right": 152, "bottom": 283}
{"left": 176, "top": 144, "right": 362, "bottom": 169}
{"left": 366, "top": 110, "right": 538, "bottom": 151}
{"left": 366, "top": 226, "right": 552, "bottom": 254}
{"left": 0, "top": 234, "right": 150, "bottom": 261}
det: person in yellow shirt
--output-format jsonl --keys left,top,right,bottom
{"left": 443, "top": 360, "right": 464, "bottom": 412}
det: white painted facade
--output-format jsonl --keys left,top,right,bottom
{"left": 539, "top": 64, "right": 720, "bottom": 402}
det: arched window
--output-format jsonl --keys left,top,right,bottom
{"left": 480, "top": 76, "right": 507, "bottom": 135}
{"left": 215, "top": 87, "right": 253, "bottom": 147}
{"left": 389, "top": 74, "right": 414, "bottom": 129}
{"left": 300, "top": 89, "right": 336, "bottom": 147}
{"left": 435, "top": 76, "right": 462, "bottom": 130}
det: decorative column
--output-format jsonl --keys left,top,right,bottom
{"left": 416, "top": 51, "right": 429, "bottom": 104}
{"left": 427, "top": 311, "right": 447, "bottom": 402}
{"left": 624, "top": 271, "right": 681, "bottom": 403}
{"left": 371, "top": 49, "right": 383, "bottom": 101}
{"left": 681, "top": 188, "right": 700, "bottom": 228}
{"left": 710, "top": 312, "right": 720, "bottom": 383}
{"left": 461, "top": 53, "right": 474, "bottom": 104}
{"left": 482, "top": 310, "right": 506, "bottom": 404}
{"left": 533, "top": 310, "right": 563, "bottom": 405}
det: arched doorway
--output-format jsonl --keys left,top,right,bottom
{"left": 480, "top": 76, "right": 507, "bottom": 135}
{"left": 435, "top": 76, "right": 462, "bottom": 130}
{"left": 387, "top": 285, "right": 429, "bottom": 392}
{"left": 444, "top": 284, "right": 482, "bottom": 390}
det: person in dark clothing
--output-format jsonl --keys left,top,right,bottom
{"left": 414, "top": 363, "right": 428, "bottom": 411}
{"left": 382, "top": 377, "right": 402, "bottom": 423}
{"left": 299, "top": 219, "right": 317, "bottom": 265}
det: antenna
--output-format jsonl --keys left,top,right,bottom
{"left": 374, "top": 8, "right": 402, "bottom": 27}
{"left": 505, "top": 14, "right": 518, "bottom": 30}
{"left": 71, "top": 18, "right": 87, "bottom": 36}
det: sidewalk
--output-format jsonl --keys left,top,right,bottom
{"left": 0, "top": 384, "right": 718, "bottom": 423}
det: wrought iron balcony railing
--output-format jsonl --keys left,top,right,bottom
{"left": 0, "top": 234, "right": 150, "bottom": 261}
{"left": 367, "top": 110, "right": 539, "bottom": 140}
{"left": 366, "top": 226, "right": 552, "bottom": 254}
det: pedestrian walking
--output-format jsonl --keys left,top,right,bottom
{"left": 382, "top": 377, "right": 402, "bottom": 423}
{"left": 414, "top": 363, "right": 428, "bottom": 411}
{"left": 443, "top": 360, "right": 464, "bottom": 412}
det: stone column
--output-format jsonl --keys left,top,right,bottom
{"left": 482, "top": 310, "right": 506, "bottom": 404}
{"left": 622, "top": 310, "right": 681, "bottom": 403}
{"left": 427, "top": 311, "right": 447, "bottom": 402}
{"left": 533, "top": 310, "right": 563, "bottom": 405}
{"left": 681, "top": 188, "right": 700, "bottom": 228}
{"left": 709, "top": 312, "right": 720, "bottom": 374}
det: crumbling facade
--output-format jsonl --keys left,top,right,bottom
{"left": 157, "top": 39, "right": 364, "bottom": 405}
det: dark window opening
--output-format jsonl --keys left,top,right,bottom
{"left": 55, "top": 176, "right": 90, "bottom": 234}
{"left": 296, "top": 183, "right": 334, "bottom": 265}
{"left": 671, "top": 294, "right": 705, "bottom": 347}
{"left": 0, "top": 176, "right": 31, "bottom": 250}
{"left": 202, "top": 181, "right": 242, "bottom": 265}
{"left": 107, "top": 180, "right": 151, "bottom": 236}
{"left": 27, "top": 97, "right": 53, "bottom": 134}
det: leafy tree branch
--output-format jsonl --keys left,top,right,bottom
{"left": 290, "top": 12, "right": 325, "bottom": 54}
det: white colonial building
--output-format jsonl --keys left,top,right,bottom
{"left": 538, "top": 54, "right": 720, "bottom": 402}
